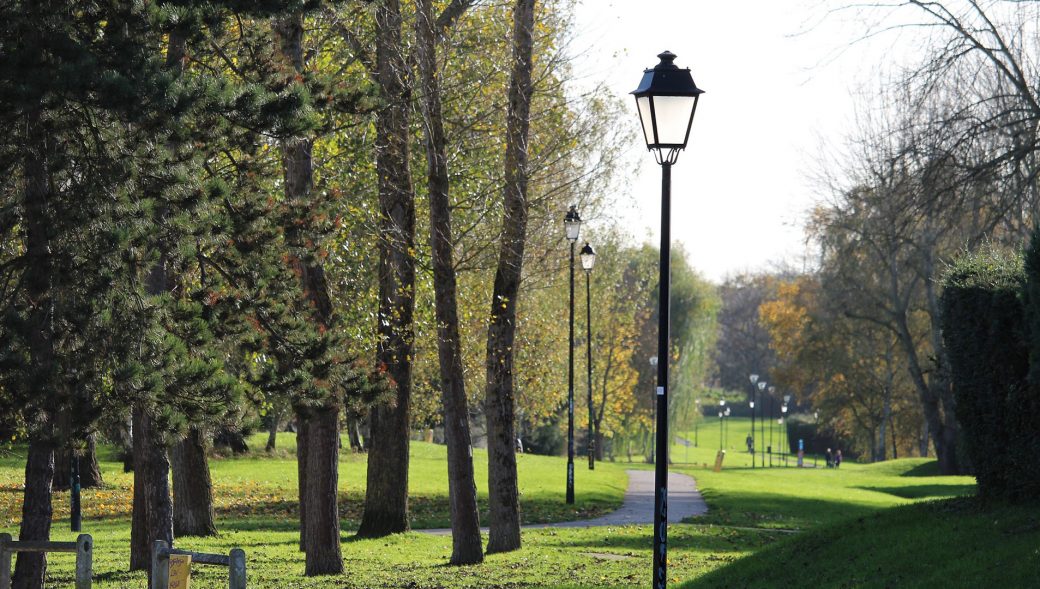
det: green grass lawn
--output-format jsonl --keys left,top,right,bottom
{"left": 1, "top": 431, "right": 1035, "bottom": 588}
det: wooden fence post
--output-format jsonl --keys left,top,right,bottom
{"left": 0, "top": 533, "right": 11, "bottom": 589}
{"left": 228, "top": 548, "right": 246, "bottom": 589}
{"left": 74, "top": 534, "right": 92, "bottom": 589}
{"left": 151, "top": 540, "right": 169, "bottom": 589}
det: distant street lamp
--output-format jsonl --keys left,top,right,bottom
{"left": 70, "top": 454, "right": 81, "bottom": 532}
{"left": 724, "top": 406, "right": 731, "bottom": 449}
{"left": 758, "top": 381, "right": 767, "bottom": 466}
{"left": 749, "top": 374, "right": 759, "bottom": 468}
{"left": 814, "top": 411, "right": 820, "bottom": 468}
{"left": 580, "top": 242, "right": 597, "bottom": 470}
{"left": 718, "top": 409, "right": 724, "bottom": 450}
{"left": 564, "top": 205, "right": 581, "bottom": 504}
{"left": 782, "top": 394, "right": 791, "bottom": 458}
{"left": 694, "top": 398, "right": 701, "bottom": 448}
{"left": 768, "top": 385, "right": 776, "bottom": 466}
{"left": 633, "top": 49, "right": 704, "bottom": 589}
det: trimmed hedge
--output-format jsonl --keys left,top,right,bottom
{"left": 1016, "top": 229, "right": 1040, "bottom": 500}
{"left": 941, "top": 246, "right": 1027, "bottom": 500}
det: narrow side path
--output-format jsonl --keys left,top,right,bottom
{"left": 418, "top": 469, "right": 707, "bottom": 534}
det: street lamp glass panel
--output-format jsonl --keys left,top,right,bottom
{"left": 719, "top": 399, "right": 725, "bottom": 406}
{"left": 651, "top": 95, "right": 697, "bottom": 145}
{"left": 725, "top": 408, "right": 731, "bottom": 416}
{"left": 579, "top": 242, "right": 596, "bottom": 271}
{"left": 649, "top": 356, "right": 658, "bottom": 366}
{"left": 783, "top": 394, "right": 791, "bottom": 403}
{"left": 564, "top": 206, "right": 581, "bottom": 242}
{"left": 782, "top": 405, "right": 788, "bottom": 413}
{"left": 749, "top": 401, "right": 755, "bottom": 408}
{"left": 636, "top": 96, "right": 655, "bottom": 146}
{"left": 769, "top": 386, "right": 776, "bottom": 394}
{"left": 750, "top": 374, "right": 759, "bottom": 384}
{"left": 758, "top": 382, "right": 766, "bottom": 391}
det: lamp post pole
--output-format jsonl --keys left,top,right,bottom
{"left": 564, "top": 206, "right": 581, "bottom": 504}
{"left": 581, "top": 243, "right": 597, "bottom": 470}
{"left": 718, "top": 410, "right": 723, "bottom": 450}
{"left": 759, "top": 381, "right": 767, "bottom": 467}
{"left": 632, "top": 50, "right": 703, "bottom": 589}
{"left": 694, "top": 399, "right": 700, "bottom": 448}
{"left": 70, "top": 453, "right": 81, "bottom": 532}
{"left": 749, "top": 374, "right": 758, "bottom": 468}
{"left": 768, "top": 385, "right": 776, "bottom": 467}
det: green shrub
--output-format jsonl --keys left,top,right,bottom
{"left": 941, "top": 246, "right": 1027, "bottom": 500}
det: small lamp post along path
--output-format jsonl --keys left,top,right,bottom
{"left": 694, "top": 398, "right": 701, "bottom": 448}
{"left": 580, "top": 242, "right": 597, "bottom": 470}
{"left": 718, "top": 399, "right": 726, "bottom": 450}
{"left": 718, "top": 409, "right": 724, "bottom": 450}
{"left": 782, "top": 394, "right": 791, "bottom": 461}
{"left": 564, "top": 206, "right": 582, "bottom": 504}
{"left": 768, "top": 385, "right": 776, "bottom": 466}
{"left": 632, "top": 50, "right": 703, "bottom": 589}
{"left": 758, "top": 381, "right": 767, "bottom": 466}
{"left": 749, "top": 374, "right": 759, "bottom": 468}
{"left": 724, "top": 407, "right": 731, "bottom": 449}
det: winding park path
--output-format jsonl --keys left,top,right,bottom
{"left": 421, "top": 469, "right": 707, "bottom": 534}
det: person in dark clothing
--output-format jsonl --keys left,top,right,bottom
{"left": 826, "top": 447, "right": 833, "bottom": 468}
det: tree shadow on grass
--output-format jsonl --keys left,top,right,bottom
{"left": 899, "top": 461, "right": 942, "bottom": 477}
{"left": 854, "top": 483, "right": 975, "bottom": 500}
{"left": 693, "top": 489, "right": 889, "bottom": 530}
{"left": 528, "top": 523, "right": 778, "bottom": 555}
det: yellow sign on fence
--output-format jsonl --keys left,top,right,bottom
{"left": 168, "top": 553, "right": 192, "bottom": 589}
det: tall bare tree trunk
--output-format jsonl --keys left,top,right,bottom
{"left": 274, "top": 12, "right": 344, "bottom": 574}
{"left": 484, "top": 0, "right": 536, "bottom": 555}
{"left": 414, "top": 0, "right": 483, "bottom": 565}
{"left": 129, "top": 407, "right": 173, "bottom": 576}
{"left": 295, "top": 413, "right": 309, "bottom": 551}
{"left": 303, "top": 407, "right": 343, "bottom": 574}
{"left": 13, "top": 108, "right": 57, "bottom": 589}
{"left": 359, "top": 0, "right": 416, "bottom": 538}
{"left": 172, "top": 427, "right": 216, "bottom": 536}
{"left": 130, "top": 32, "right": 183, "bottom": 576}
{"left": 345, "top": 409, "right": 364, "bottom": 452}
{"left": 266, "top": 409, "right": 282, "bottom": 452}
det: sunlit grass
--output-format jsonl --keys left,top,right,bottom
{"left": 0, "top": 433, "right": 1016, "bottom": 588}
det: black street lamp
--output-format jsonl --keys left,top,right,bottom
{"left": 694, "top": 398, "right": 701, "bottom": 448}
{"left": 564, "top": 205, "right": 581, "bottom": 504}
{"left": 580, "top": 242, "right": 597, "bottom": 470}
{"left": 70, "top": 453, "right": 81, "bottom": 532}
{"left": 768, "top": 385, "right": 776, "bottom": 467}
{"left": 717, "top": 408, "right": 724, "bottom": 450}
{"left": 758, "top": 381, "right": 767, "bottom": 466}
{"left": 782, "top": 394, "right": 791, "bottom": 461}
{"left": 749, "top": 374, "right": 759, "bottom": 468}
{"left": 632, "top": 50, "right": 703, "bottom": 589}
{"left": 724, "top": 406, "right": 731, "bottom": 449}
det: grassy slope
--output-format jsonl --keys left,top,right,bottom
{"left": 681, "top": 498, "right": 1040, "bottom": 589}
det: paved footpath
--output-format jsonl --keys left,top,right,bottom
{"left": 420, "top": 469, "right": 707, "bottom": 534}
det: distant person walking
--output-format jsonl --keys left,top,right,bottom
{"left": 835, "top": 449, "right": 842, "bottom": 468}
{"left": 826, "top": 447, "right": 833, "bottom": 468}
{"left": 746, "top": 433, "right": 754, "bottom": 454}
